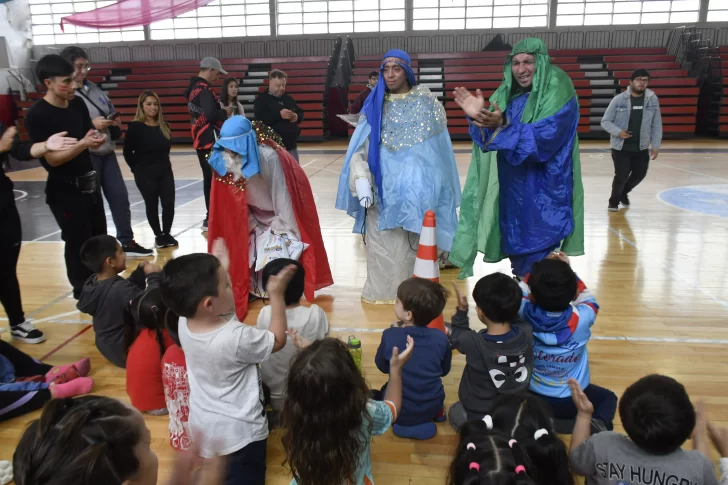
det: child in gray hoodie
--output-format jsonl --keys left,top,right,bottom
{"left": 77, "top": 235, "right": 160, "bottom": 368}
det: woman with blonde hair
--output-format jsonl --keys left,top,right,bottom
{"left": 123, "top": 91, "right": 177, "bottom": 248}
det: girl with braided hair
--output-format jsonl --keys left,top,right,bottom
{"left": 487, "top": 394, "right": 574, "bottom": 485}
{"left": 125, "top": 287, "right": 176, "bottom": 415}
{"left": 448, "top": 419, "right": 535, "bottom": 485}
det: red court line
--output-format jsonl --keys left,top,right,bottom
{"left": 40, "top": 325, "right": 93, "bottom": 361}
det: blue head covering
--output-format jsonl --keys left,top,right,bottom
{"left": 360, "top": 49, "right": 417, "bottom": 200}
{"left": 208, "top": 115, "right": 261, "bottom": 179}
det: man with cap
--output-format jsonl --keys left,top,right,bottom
{"left": 206, "top": 116, "right": 332, "bottom": 320}
{"left": 450, "top": 38, "right": 585, "bottom": 279}
{"left": 336, "top": 49, "right": 461, "bottom": 305}
{"left": 184, "top": 56, "right": 228, "bottom": 230}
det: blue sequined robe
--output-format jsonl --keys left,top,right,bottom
{"left": 336, "top": 85, "right": 461, "bottom": 303}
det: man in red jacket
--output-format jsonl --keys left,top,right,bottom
{"left": 349, "top": 71, "right": 378, "bottom": 114}
{"left": 183, "top": 57, "right": 228, "bottom": 230}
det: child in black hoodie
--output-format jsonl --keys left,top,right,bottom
{"left": 448, "top": 272, "right": 533, "bottom": 431}
{"left": 77, "top": 235, "right": 160, "bottom": 368}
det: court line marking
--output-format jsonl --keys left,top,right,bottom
{"left": 652, "top": 161, "right": 728, "bottom": 183}
{"left": 655, "top": 186, "right": 728, "bottom": 219}
{"left": 40, "top": 325, "right": 93, "bottom": 361}
{"left": 607, "top": 226, "right": 728, "bottom": 309}
{"left": 26, "top": 179, "right": 202, "bottom": 243}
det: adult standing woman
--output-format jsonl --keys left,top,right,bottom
{"left": 220, "top": 77, "right": 245, "bottom": 118}
{"left": 123, "top": 91, "right": 178, "bottom": 249}
{"left": 0, "top": 123, "right": 76, "bottom": 344}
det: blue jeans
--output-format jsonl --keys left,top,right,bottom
{"left": 289, "top": 148, "right": 299, "bottom": 163}
{"left": 91, "top": 152, "right": 133, "bottom": 244}
{"left": 224, "top": 438, "right": 267, "bottom": 485}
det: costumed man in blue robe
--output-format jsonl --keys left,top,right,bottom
{"left": 449, "top": 38, "right": 585, "bottom": 278}
{"left": 336, "top": 49, "right": 461, "bottom": 304}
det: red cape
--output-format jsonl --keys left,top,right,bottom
{"left": 208, "top": 141, "right": 333, "bottom": 321}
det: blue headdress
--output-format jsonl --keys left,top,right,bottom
{"left": 360, "top": 49, "right": 417, "bottom": 200}
{"left": 208, "top": 115, "right": 261, "bottom": 179}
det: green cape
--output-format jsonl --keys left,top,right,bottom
{"left": 449, "top": 37, "right": 585, "bottom": 278}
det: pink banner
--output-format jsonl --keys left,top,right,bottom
{"left": 61, "top": 0, "right": 214, "bottom": 31}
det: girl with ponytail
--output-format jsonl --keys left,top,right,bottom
{"left": 448, "top": 418, "right": 535, "bottom": 485}
{"left": 125, "top": 287, "right": 178, "bottom": 415}
{"left": 488, "top": 394, "right": 575, "bottom": 485}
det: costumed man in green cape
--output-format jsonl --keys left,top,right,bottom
{"left": 449, "top": 38, "right": 585, "bottom": 278}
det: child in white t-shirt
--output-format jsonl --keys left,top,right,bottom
{"left": 257, "top": 258, "right": 329, "bottom": 412}
{"left": 160, "top": 240, "right": 297, "bottom": 485}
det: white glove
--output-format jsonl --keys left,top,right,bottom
{"left": 355, "top": 178, "right": 374, "bottom": 208}
{"left": 0, "top": 460, "right": 12, "bottom": 485}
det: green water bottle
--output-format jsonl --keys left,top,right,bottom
{"left": 347, "top": 335, "right": 362, "bottom": 371}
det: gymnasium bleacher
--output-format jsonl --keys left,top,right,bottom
{"left": 16, "top": 57, "right": 331, "bottom": 142}
{"left": 718, "top": 46, "right": 728, "bottom": 137}
{"left": 349, "top": 47, "right": 699, "bottom": 140}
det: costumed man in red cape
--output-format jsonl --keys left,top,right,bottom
{"left": 207, "top": 116, "right": 333, "bottom": 320}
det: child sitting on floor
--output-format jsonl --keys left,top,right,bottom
{"left": 257, "top": 258, "right": 329, "bottom": 412}
{"left": 447, "top": 419, "right": 536, "bottom": 485}
{"left": 569, "top": 375, "right": 718, "bottom": 485}
{"left": 161, "top": 313, "right": 191, "bottom": 451}
{"left": 519, "top": 252, "right": 617, "bottom": 434}
{"left": 77, "top": 235, "right": 161, "bottom": 368}
{"left": 486, "top": 394, "right": 574, "bottom": 485}
{"left": 448, "top": 273, "right": 533, "bottom": 431}
{"left": 125, "top": 287, "right": 175, "bottom": 415}
{"left": 283, "top": 336, "right": 413, "bottom": 485}
{"left": 374, "top": 277, "right": 451, "bottom": 440}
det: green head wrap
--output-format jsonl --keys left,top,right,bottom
{"left": 449, "top": 37, "right": 585, "bottom": 278}
{"left": 489, "top": 38, "right": 576, "bottom": 124}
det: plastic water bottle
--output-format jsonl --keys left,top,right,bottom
{"left": 347, "top": 335, "right": 362, "bottom": 371}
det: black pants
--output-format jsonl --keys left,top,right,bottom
{"left": 0, "top": 340, "right": 53, "bottom": 422}
{"left": 48, "top": 188, "right": 107, "bottom": 298}
{"left": 196, "top": 149, "right": 212, "bottom": 221}
{"left": 533, "top": 383, "right": 618, "bottom": 430}
{"left": 0, "top": 201, "right": 24, "bottom": 326}
{"left": 224, "top": 438, "right": 267, "bottom": 485}
{"left": 134, "top": 167, "right": 175, "bottom": 236}
{"left": 609, "top": 149, "right": 650, "bottom": 206}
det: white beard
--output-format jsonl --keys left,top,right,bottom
{"left": 222, "top": 151, "right": 244, "bottom": 180}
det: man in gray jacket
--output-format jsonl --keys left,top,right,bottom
{"left": 601, "top": 69, "right": 662, "bottom": 212}
{"left": 61, "top": 46, "right": 152, "bottom": 255}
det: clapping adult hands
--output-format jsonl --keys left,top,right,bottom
{"left": 46, "top": 131, "right": 78, "bottom": 151}
{"left": 0, "top": 126, "right": 16, "bottom": 153}
{"left": 454, "top": 87, "right": 504, "bottom": 129}
{"left": 81, "top": 129, "right": 107, "bottom": 150}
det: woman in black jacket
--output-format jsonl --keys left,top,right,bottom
{"left": 0, "top": 122, "right": 76, "bottom": 343}
{"left": 123, "top": 91, "right": 177, "bottom": 249}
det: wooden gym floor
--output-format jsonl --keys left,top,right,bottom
{"left": 2, "top": 139, "right": 728, "bottom": 484}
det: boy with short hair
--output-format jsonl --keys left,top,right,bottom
{"left": 24, "top": 54, "right": 108, "bottom": 300}
{"left": 77, "top": 235, "right": 160, "bottom": 368}
{"left": 159, "top": 241, "right": 296, "bottom": 485}
{"left": 447, "top": 272, "right": 533, "bottom": 431}
{"left": 520, "top": 252, "right": 617, "bottom": 433}
{"left": 374, "top": 277, "right": 452, "bottom": 440}
{"left": 256, "top": 258, "right": 329, "bottom": 412}
{"left": 569, "top": 375, "right": 718, "bottom": 485}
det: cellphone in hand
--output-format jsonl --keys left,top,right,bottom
{"left": 106, "top": 112, "right": 120, "bottom": 120}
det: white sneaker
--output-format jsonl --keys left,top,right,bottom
{"left": 11, "top": 322, "right": 47, "bottom": 344}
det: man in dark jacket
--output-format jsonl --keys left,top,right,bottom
{"left": 1, "top": 122, "right": 77, "bottom": 343}
{"left": 253, "top": 69, "right": 304, "bottom": 161}
{"left": 184, "top": 57, "right": 228, "bottom": 229}
{"left": 350, "top": 71, "right": 378, "bottom": 114}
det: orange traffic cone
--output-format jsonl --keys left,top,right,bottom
{"left": 413, "top": 210, "right": 447, "bottom": 333}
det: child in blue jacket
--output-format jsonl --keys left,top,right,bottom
{"left": 519, "top": 252, "right": 617, "bottom": 434}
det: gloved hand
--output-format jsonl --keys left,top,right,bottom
{"left": 355, "top": 178, "right": 374, "bottom": 208}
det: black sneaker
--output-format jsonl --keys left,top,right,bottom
{"left": 165, "top": 233, "right": 179, "bottom": 247}
{"left": 202, "top": 219, "right": 208, "bottom": 231}
{"left": 590, "top": 418, "right": 609, "bottom": 435}
{"left": 620, "top": 194, "right": 630, "bottom": 208}
{"left": 608, "top": 205, "right": 619, "bottom": 212}
{"left": 155, "top": 235, "right": 169, "bottom": 249}
{"left": 123, "top": 240, "right": 154, "bottom": 256}
{"left": 11, "top": 322, "right": 47, "bottom": 344}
